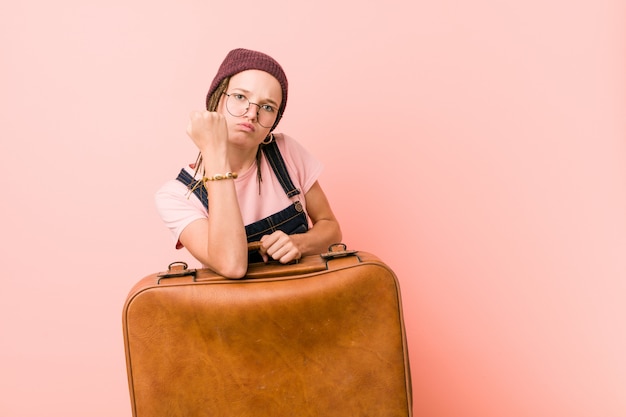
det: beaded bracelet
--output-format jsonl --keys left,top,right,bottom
{"left": 202, "top": 172, "right": 238, "bottom": 182}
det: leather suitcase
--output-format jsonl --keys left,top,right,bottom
{"left": 122, "top": 245, "right": 412, "bottom": 416}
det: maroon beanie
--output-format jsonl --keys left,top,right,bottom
{"left": 206, "top": 48, "right": 288, "bottom": 131}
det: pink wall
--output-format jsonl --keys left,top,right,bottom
{"left": 1, "top": 1, "right": 625, "bottom": 416}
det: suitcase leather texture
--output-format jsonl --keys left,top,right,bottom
{"left": 123, "top": 249, "right": 412, "bottom": 417}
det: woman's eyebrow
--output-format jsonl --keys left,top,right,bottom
{"left": 230, "top": 87, "right": 279, "bottom": 107}
{"left": 263, "top": 98, "right": 279, "bottom": 107}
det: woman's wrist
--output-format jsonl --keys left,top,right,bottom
{"left": 203, "top": 172, "right": 238, "bottom": 182}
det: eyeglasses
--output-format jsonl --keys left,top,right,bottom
{"left": 223, "top": 92, "right": 279, "bottom": 128}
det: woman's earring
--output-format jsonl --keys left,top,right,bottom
{"left": 262, "top": 133, "right": 274, "bottom": 145}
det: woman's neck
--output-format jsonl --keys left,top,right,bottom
{"left": 228, "top": 146, "right": 259, "bottom": 174}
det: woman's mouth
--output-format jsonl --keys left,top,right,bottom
{"left": 238, "top": 122, "right": 255, "bottom": 132}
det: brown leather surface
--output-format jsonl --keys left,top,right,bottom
{"left": 123, "top": 252, "right": 412, "bottom": 416}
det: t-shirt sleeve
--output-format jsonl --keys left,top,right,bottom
{"left": 155, "top": 179, "right": 207, "bottom": 249}
{"left": 277, "top": 134, "right": 323, "bottom": 194}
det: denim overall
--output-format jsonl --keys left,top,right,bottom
{"left": 175, "top": 141, "right": 309, "bottom": 263}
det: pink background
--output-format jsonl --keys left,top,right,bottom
{"left": 1, "top": 1, "right": 625, "bottom": 416}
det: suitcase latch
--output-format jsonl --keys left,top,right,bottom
{"left": 157, "top": 261, "right": 197, "bottom": 283}
{"left": 320, "top": 243, "right": 359, "bottom": 260}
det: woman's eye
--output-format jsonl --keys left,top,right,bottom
{"left": 261, "top": 105, "right": 275, "bottom": 113}
{"left": 234, "top": 94, "right": 246, "bottom": 101}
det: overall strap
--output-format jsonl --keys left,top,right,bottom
{"left": 175, "top": 140, "right": 300, "bottom": 209}
{"left": 176, "top": 169, "right": 208, "bottom": 208}
{"left": 261, "top": 141, "right": 301, "bottom": 198}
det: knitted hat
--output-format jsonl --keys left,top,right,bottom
{"left": 206, "top": 48, "right": 288, "bottom": 131}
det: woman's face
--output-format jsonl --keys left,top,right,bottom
{"left": 218, "top": 69, "right": 282, "bottom": 148}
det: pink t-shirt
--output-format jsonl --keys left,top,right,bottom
{"left": 155, "top": 133, "right": 323, "bottom": 249}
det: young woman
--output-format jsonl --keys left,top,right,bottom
{"left": 155, "top": 48, "right": 341, "bottom": 278}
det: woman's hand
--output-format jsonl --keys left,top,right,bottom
{"left": 259, "top": 231, "right": 302, "bottom": 264}
{"left": 186, "top": 111, "right": 229, "bottom": 153}
{"left": 258, "top": 182, "right": 342, "bottom": 264}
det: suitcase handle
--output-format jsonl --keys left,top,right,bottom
{"left": 247, "top": 241, "right": 357, "bottom": 259}
{"left": 240, "top": 242, "right": 360, "bottom": 279}
{"left": 247, "top": 241, "right": 262, "bottom": 252}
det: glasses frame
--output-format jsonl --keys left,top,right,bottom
{"left": 222, "top": 92, "right": 279, "bottom": 129}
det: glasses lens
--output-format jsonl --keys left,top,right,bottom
{"left": 225, "top": 94, "right": 248, "bottom": 117}
{"left": 257, "top": 106, "right": 278, "bottom": 128}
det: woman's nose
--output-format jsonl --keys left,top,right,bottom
{"left": 243, "top": 103, "right": 259, "bottom": 120}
